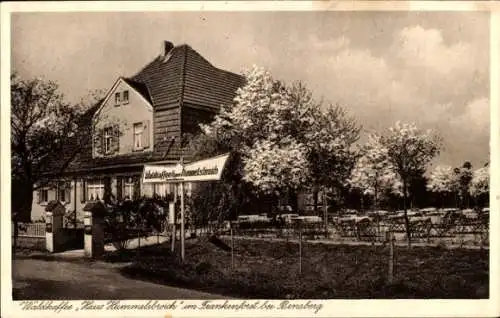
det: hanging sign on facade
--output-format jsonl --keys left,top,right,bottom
{"left": 142, "top": 153, "right": 230, "bottom": 183}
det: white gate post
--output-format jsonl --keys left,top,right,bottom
{"left": 83, "top": 201, "right": 107, "bottom": 259}
{"left": 45, "top": 200, "right": 66, "bottom": 253}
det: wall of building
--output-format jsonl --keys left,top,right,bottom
{"left": 31, "top": 179, "right": 85, "bottom": 223}
{"left": 182, "top": 104, "right": 217, "bottom": 136}
{"left": 154, "top": 106, "right": 180, "bottom": 150}
{"left": 31, "top": 177, "right": 194, "bottom": 222}
{"left": 94, "top": 79, "right": 154, "bottom": 157}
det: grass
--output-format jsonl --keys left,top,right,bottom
{"left": 113, "top": 236, "right": 488, "bottom": 299}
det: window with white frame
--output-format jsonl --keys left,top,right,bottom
{"left": 185, "top": 182, "right": 193, "bottom": 197}
{"left": 87, "top": 180, "right": 104, "bottom": 201}
{"left": 153, "top": 183, "right": 167, "bottom": 197}
{"left": 123, "top": 177, "right": 134, "bottom": 200}
{"left": 123, "top": 90, "right": 129, "bottom": 104}
{"left": 104, "top": 126, "right": 113, "bottom": 154}
{"left": 40, "top": 189, "right": 49, "bottom": 204}
{"left": 133, "top": 122, "right": 144, "bottom": 150}
{"left": 58, "top": 188, "right": 66, "bottom": 202}
{"left": 115, "top": 92, "right": 121, "bottom": 105}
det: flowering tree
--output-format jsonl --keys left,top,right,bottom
{"left": 379, "top": 121, "right": 441, "bottom": 247}
{"left": 427, "top": 165, "right": 460, "bottom": 208}
{"left": 469, "top": 166, "right": 489, "bottom": 207}
{"left": 348, "top": 133, "right": 402, "bottom": 210}
{"left": 197, "top": 65, "right": 359, "bottom": 213}
{"left": 242, "top": 138, "right": 309, "bottom": 194}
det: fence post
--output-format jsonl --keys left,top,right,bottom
{"left": 231, "top": 226, "right": 235, "bottom": 271}
{"left": 299, "top": 227, "right": 302, "bottom": 275}
{"left": 323, "top": 192, "right": 329, "bottom": 239}
{"left": 387, "top": 231, "right": 394, "bottom": 284}
{"left": 137, "top": 229, "right": 141, "bottom": 249}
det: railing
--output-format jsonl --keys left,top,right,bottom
{"left": 14, "top": 222, "right": 46, "bottom": 238}
{"left": 202, "top": 213, "right": 489, "bottom": 247}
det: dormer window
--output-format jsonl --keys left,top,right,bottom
{"left": 123, "top": 90, "right": 129, "bottom": 104}
{"left": 115, "top": 92, "right": 121, "bottom": 105}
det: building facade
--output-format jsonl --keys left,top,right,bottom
{"left": 31, "top": 41, "right": 244, "bottom": 222}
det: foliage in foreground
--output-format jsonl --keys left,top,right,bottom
{"left": 103, "top": 197, "right": 170, "bottom": 250}
{"left": 11, "top": 73, "right": 103, "bottom": 222}
{"left": 120, "top": 239, "right": 488, "bottom": 299}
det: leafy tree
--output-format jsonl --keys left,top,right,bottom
{"left": 427, "top": 165, "right": 460, "bottom": 208}
{"left": 11, "top": 73, "right": 101, "bottom": 224}
{"left": 191, "top": 65, "right": 360, "bottom": 222}
{"left": 348, "top": 133, "right": 402, "bottom": 210}
{"left": 408, "top": 170, "right": 429, "bottom": 209}
{"left": 199, "top": 65, "right": 359, "bottom": 210}
{"left": 457, "top": 161, "right": 473, "bottom": 208}
{"left": 379, "top": 122, "right": 441, "bottom": 247}
{"left": 306, "top": 102, "right": 360, "bottom": 211}
{"left": 103, "top": 197, "right": 168, "bottom": 251}
{"left": 187, "top": 131, "right": 269, "bottom": 225}
{"left": 469, "top": 166, "right": 489, "bottom": 208}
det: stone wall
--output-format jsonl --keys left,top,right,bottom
{"left": 14, "top": 236, "right": 45, "bottom": 251}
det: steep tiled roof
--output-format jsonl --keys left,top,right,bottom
{"left": 130, "top": 46, "right": 186, "bottom": 109}
{"left": 47, "top": 43, "right": 243, "bottom": 175}
{"left": 183, "top": 46, "right": 245, "bottom": 110}
{"left": 122, "top": 78, "right": 153, "bottom": 105}
{"left": 130, "top": 44, "right": 245, "bottom": 109}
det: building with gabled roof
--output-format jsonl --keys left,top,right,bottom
{"left": 31, "top": 41, "right": 244, "bottom": 222}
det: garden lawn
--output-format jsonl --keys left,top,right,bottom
{"left": 116, "top": 237, "right": 488, "bottom": 299}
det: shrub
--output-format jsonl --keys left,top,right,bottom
{"left": 103, "top": 197, "right": 169, "bottom": 251}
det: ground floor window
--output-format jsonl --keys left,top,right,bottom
{"left": 185, "top": 182, "right": 193, "bottom": 197}
{"left": 153, "top": 182, "right": 173, "bottom": 197}
{"left": 39, "top": 189, "right": 49, "bottom": 204}
{"left": 58, "top": 188, "right": 66, "bottom": 202}
{"left": 56, "top": 182, "right": 71, "bottom": 203}
{"left": 87, "top": 180, "right": 104, "bottom": 201}
{"left": 123, "top": 177, "right": 134, "bottom": 200}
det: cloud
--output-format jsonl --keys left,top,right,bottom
{"left": 309, "top": 34, "right": 351, "bottom": 52}
{"left": 12, "top": 13, "right": 489, "bottom": 168}
{"left": 300, "top": 24, "right": 488, "bottom": 166}
{"left": 395, "top": 26, "right": 476, "bottom": 77}
{"left": 450, "top": 97, "right": 490, "bottom": 135}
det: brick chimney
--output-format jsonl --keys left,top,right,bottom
{"left": 161, "top": 41, "right": 174, "bottom": 58}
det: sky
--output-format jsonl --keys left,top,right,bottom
{"left": 11, "top": 11, "right": 490, "bottom": 169}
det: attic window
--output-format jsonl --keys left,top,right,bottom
{"left": 114, "top": 92, "right": 120, "bottom": 105}
{"left": 123, "top": 90, "right": 129, "bottom": 104}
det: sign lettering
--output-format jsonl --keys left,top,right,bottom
{"left": 143, "top": 154, "right": 229, "bottom": 183}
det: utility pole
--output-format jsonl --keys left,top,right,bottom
{"left": 171, "top": 186, "right": 177, "bottom": 252}
{"left": 180, "top": 156, "right": 185, "bottom": 262}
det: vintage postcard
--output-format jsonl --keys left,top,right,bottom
{"left": 1, "top": 1, "right": 499, "bottom": 317}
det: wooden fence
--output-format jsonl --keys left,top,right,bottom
{"left": 197, "top": 215, "right": 489, "bottom": 247}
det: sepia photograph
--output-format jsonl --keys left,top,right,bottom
{"left": 1, "top": 2, "right": 499, "bottom": 318}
